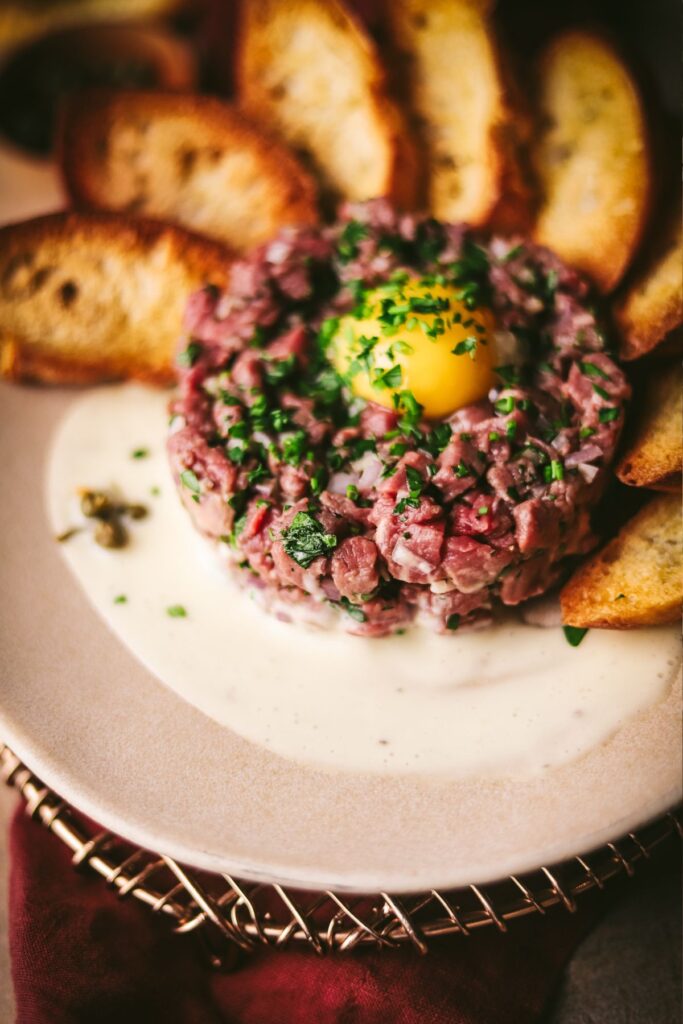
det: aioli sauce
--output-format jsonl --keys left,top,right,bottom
{"left": 47, "top": 385, "right": 681, "bottom": 778}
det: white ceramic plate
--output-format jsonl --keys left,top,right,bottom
{"left": 0, "top": 150, "right": 680, "bottom": 895}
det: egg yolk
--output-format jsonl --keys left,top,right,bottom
{"left": 331, "top": 278, "right": 497, "bottom": 420}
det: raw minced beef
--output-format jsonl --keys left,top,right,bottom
{"left": 168, "top": 199, "right": 630, "bottom": 637}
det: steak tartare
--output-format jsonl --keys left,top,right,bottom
{"left": 168, "top": 199, "right": 629, "bottom": 636}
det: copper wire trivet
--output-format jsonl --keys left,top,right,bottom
{"left": 2, "top": 743, "right": 680, "bottom": 965}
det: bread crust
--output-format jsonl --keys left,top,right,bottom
{"left": 59, "top": 90, "right": 320, "bottom": 252}
{"left": 382, "top": 0, "right": 525, "bottom": 228}
{"left": 0, "top": 212, "right": 230, "bottom": 386}
{"left": 616, "top": 362, "right": 683, "bottom": 488}
{"left": 615, "top": 210, "right": 683, "bottom": 360}
{"left": 0, "top": 0, "right": 186, "bottom": 49}
{"left": 560, "top": 493, "right": 682, "bottom": 628}
{"left": 236, "top": 0, "right": 418, "bottom": 209}
{"left": 531, "top": 30, "right": 651, "bottom": 293}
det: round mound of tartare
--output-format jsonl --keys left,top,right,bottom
{"left": 168, "top": 200, "right": 629, "bottom": 637}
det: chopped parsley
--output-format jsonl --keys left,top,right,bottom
{"left": 281, "top": 430, "right": 309, "bottom": 466}
{"left": 113, "top": 594, "right": 127, "bottom": 604}
{"left": 452, "top": 336, "right": 479, "bottom": 358}
{"left": 581, "top": 360, "right": 610, "bottom": 380}
{"left": 563, "top": 626, "right": 588, "bottom": 647}
{"left": 281, "top": 511, "right": 337, "bottom": 568}
{"left": 337, "top": 596, "right": 366, "bottom": 622}
{"left": 177, "top": 341, "right": 203, "bottom": 368}
{"left": 393, "top": 465, "right": 425, "bottom": 515}
{"left": 337, "top": 219, "right": 369, "bottom": 262}
{"left": 166, "top": 604, "right": 187, "bottom": 618}
{"left": 599, "top": 407, "right": 619, "bottom": 423}
{"left": 372, "top": 363, "right": 403, "bottom": 390}
{"left": 446, "top": 613, "right": 460, "bottom": 631}
{"left": 180, "top": 469, "right": 201, "bottom": 498}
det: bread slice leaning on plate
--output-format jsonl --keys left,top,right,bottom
{"left": 616, "top": 362, "right": 683, "bottom": 490}
{"left": 531, "top": 30, "right": 651, "bottom": 293}
{"left": 381, "top": 0, "right": 532, "bottom": 229}
{"left": 236, "top": 0, "right": 418, "bottom": 208}
{"left": 615, "top": 209, "right": 683, "bottom": 360}
{"left": 59, "top": 91, "right": 320, "bottom": 252}
{"left": 0, "top": 213, "right": 230, "bottom": 386}
{"left": 561, "top": 493, "right": 682, "bottom": 628}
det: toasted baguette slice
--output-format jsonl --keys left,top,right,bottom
{"left": 561, "top": 493, "right": 682, "bottom": 628}
{"left": 0, "top": 0, "right": 185, "bottom": 49}
{"left": 531, "top": 31, "right": 650, "bottom": 293}
{"left": 0, "top": 213, "right": 230, "bottom": 385}
{"left": 383, "top": 0, "right": 530, "bottom": 228}
{"left": 236, "top": 0, "right": 417, "bottom": 208}
{"left": 616, "top": 211, "right": 683, "bottom": 359}
{"left": 616, "top": 363, "right": 683, "bottom": 488}
{"left": 60, "top": 91, "right": 319, "bottom": 253}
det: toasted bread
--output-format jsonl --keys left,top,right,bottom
{"left": 382, "top": 0, "right": 531, "bottom": 228}
{"left": 236, "top": 0, "right": 417, "bottom": 208}
{"left": 59, "top": 91, "right": 320, "bottom": 253}
{"left": 615, "top": 210, "right": 683, "bottom": 360}
{"left": 0, "top": 213, "right": 230, "bottom": 386}
{"left": 0, "top": 0, "right": 185, "bottom": 49}
{"left": 531, "top": 31, "right": 650, "bottom": 293}
{"left": 616, "top": 362, "right": 683, "bottom": 488}
{"left": 560, "top": 493, "right": 682, "bottom": 628}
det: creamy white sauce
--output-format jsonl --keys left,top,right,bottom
{"left": 47, "top": 385, "right": 681, "bottom": 778}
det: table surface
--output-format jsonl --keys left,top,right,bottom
{"left": 0, "top": 778, "right": 679, "bottom": 1023}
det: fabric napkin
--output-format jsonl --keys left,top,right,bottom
{"left": 8, "top": 802, "right": 614, "bottom": 1024}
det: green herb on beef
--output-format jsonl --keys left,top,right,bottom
{"left": 337, "top": 220, "right": 369, "bottom": 262}
{"left": 180, "top": 469, "right": 201, "bottom": 496}
{"left": 281, "top": 430, "right": 310, "bottom": 466}
{"left": 446, "top": 613, "right": 461, "bottom": 630}
{"left": 177, "top": 341, "right": 203, "bottom": 368}
{"left": 495, "top": 364, "right": 522, "bottom": 386}
{"left": 599, "top": 407, "right": 619, "bottom": 423}
{"left": 494, "top": 396, "right": 515, "bottom": 414}
{"left": 264, "top": 354, "right": 297, "bottom": 386}
{"left": 282, "top": 511, "right": 337, "bottom": 567}
{"left": 393, "top": 465, "right": 425, "bottom": 515}
{"left": 581, "top": 361, "right": 610, "bottom": 380}
{"left": 336, "top": 596, "right": 366, "bottom": 622}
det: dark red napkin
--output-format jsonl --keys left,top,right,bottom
{"left": 9, "top": 802, "right": 614, "bottom": 1024}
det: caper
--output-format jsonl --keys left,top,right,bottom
{"left": 80, "top": 490, "right": 111, "bottom": 519}
{"left": 126, "top": 503, "right": 148, "bottom": 520}
{"left": 94, "top": 517, "right": 127, "bottom": 549}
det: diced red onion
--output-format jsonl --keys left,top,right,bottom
{"left": 328, "top": 472, "right": 356, "bottom": 494}
{"left": 430, "top": 579, "right": 458, "bottom": 594}
{"left": 354, "top": 451, "right": 383, "bottom": 491}
{"left": 565, "top": 445, "right": 602, "bottom": 468}
{"left": 577, "top": 463, "right": 599, "bottom": 483}
{"left": 392, "top": 540, "right": 435, "bottom": 575}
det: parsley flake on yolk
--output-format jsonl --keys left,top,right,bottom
{"left": 332, "top": 278, "right": 497, "bottom": 420}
